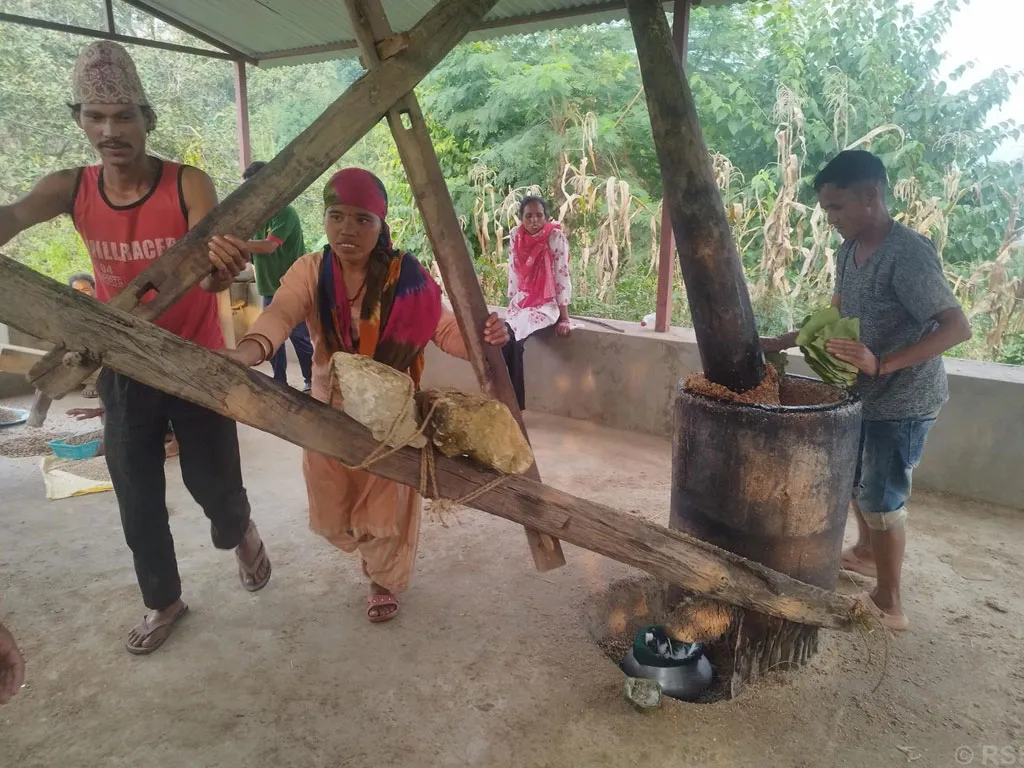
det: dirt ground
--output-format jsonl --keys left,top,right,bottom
{"left": 1, "top": 389, "right": 1022, "bottom": 768}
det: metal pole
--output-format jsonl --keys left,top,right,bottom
{"left": 653, "top": 0, "right": 691, "bottom": 333}
{"left": 225, "top": 59, "right": 254, "bottom": 350}
{"left": 104, "top": 0, "right": 116, "bottom": 34}
{"left": 233, "top": 61, "right": 252, "bottom": 173}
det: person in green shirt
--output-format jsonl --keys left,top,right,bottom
{"left": 243, "top": 161, "right": 313, "bottom": 392}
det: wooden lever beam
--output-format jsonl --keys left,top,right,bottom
{"left": 0, "top": 254, "right": 867, "bottom": 631}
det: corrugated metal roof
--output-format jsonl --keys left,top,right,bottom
{"left": 131, "top": 0, "right": 746, "bottom": 67}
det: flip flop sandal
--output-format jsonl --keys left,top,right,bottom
{"left": 237, "top": 538, "right": 272, "bottom": 592}
{"left": 367, "top": 593, "right": 399, "bottom": 623}
{"left": 126, "top": 604, "right": 189, "bottom": 655}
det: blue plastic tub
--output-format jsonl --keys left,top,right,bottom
{"left": 48, "top": 438, "right": 102, "bottom": 460}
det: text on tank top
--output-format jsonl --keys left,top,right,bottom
{"left": 72, "top": 159, "right": 224, "bottom": 349}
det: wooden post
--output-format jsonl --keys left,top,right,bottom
{"left": 653, "top": 0, "right": 691, "bottom": 333}
{"left": 627, "top": 0, "right": 765, "bottom": 393}
{"left": 26, "top": 0, "right": 502, "bottom": 401}
{"left": 0, "top": 252, "right": 870, "bottom": 632}
{"left": 26, "top": 391, "right": 51, "bottom": 428}
{"left": 344, "top": 0, "right": 565, "bottom": 572}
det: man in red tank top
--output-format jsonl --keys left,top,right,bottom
{"left": 0, "top": 41, "right": 272, "bottom": 655}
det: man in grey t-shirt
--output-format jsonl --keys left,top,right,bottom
{"left": 764, "top": 150, "right": 971, "bottom": 631}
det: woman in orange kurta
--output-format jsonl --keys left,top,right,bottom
{"left": 223, "top": 168, "right": 508, "bottom": 622}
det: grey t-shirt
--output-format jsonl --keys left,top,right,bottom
{"left": 834, "top": 221, "right": 961, "bottom": 421}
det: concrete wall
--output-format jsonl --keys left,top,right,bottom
{"left": 0, "top": 324, "right": 51, "bottom": 398}
{"left": 422, "top": 317, "right": 1024, "bottom": 510}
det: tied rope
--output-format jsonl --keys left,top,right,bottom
{"left": 337, "top": 378, "right": 511, "bottom": 523}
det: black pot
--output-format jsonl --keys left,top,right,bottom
{"left": 621, "top": 648, "right": 713, "bottom": 702}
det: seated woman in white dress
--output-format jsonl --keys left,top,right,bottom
{"left": 501, "top": 195, "right": 572, "bottom": 410}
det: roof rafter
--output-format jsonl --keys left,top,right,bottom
{"left": 0, "top": 11, "right": 239, "bottom": 61}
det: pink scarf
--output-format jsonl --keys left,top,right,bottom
{"left": 513, "top": 222, "right": 561, "bottom": 308}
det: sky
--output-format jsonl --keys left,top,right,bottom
{"left": 912, "top": 0, "right": 1024, "bottom": 159}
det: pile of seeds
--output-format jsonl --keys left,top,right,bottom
{"left": 0, "top": 428, "right": 102, "bottom": 458}
{"left": 64, "top": 431, "right": 103, "bottom": 446}
{"left": 48, "top": 456, "right": 110, "bottom": 482}
{"left": 684, "top": 364, "right": 781, "bottom": 406}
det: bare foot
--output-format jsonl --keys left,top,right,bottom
{"left": 367, "top": 582, "right": 398, "bottom": 622}
{"left": 126, "top": 600, "right": 189, "bottom": 654}
{"left": 863, "top": 591, "right": 908, "bottom": 632}
{"left": 841, "top": 546, "right": 877, "bottom": 579}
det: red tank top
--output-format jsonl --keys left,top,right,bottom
{"left": 73, "top": 159, "right": 224, "bottom": 349}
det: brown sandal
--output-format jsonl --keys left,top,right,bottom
{"left": 126, "top": 604, "right": 189, "bottom": 655}
{"left": 237, "top": 536, "right": 272, "bottom": 592}
{"left": 367, "top": 593, "right": 399, "bottom": 623}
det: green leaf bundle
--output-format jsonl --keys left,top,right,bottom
{"left": 796, "top": 307, "right": 861, "bottom": 388}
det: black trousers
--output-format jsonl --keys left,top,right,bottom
{"left": 501, "top": 324, "right": 527, "bottom": 412}
{"left": 98, "top": 370, "right": 251, "bottom": 610}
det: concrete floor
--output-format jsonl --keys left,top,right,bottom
{"left": 1, "top": 390, "right": 1023, "bottom": 768}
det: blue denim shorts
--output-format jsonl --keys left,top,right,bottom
{"left": 853, "top": 412, "right": 939, "bottom": 514}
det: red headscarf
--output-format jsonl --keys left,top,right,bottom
{"left": 513, "top": 221, "right": 561, "bottom": 308}
{"left": 323, "top": 167, "right": 389, "bottom": 220}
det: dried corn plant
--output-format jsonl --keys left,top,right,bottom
{"left": 758, "top": 85, "right": 807, "bottom": 299}
{"left": 824, "top": 68, "right": 854, "bottom": 152}
{"left": 646, "top": 199, "right": 663, "bottom": 275}
{"left": 711, "top": 152, "right": 761, "bottom": 257}
{"left": 592, "top": 176, "right": 634, "bottom": 301}
{"left": 470, "top": 162, "right": 498, "bottom": 262}
{"left": 957, "top": 189, "right": 1024, "bottom": 357}
{"left": 896, "top": 164, "right": 979, "bottom": 263}
{"left": 963, "top": 241, "right": 1024, "bottom": 356}
{"left": 555, "top": 160, "right": 644, "bottom": 301}
{"left": 565, "top": 106, "right": 600, "bottom": 175}
{"left": 792, "top": 201, "right": 838, "bottom": 307}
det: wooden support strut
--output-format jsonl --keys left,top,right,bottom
{"left": 27, "top": 392, "right": 51, "bottom": 428}
{"left": 626, "top": 0, "right": 766, "bottom": 393}
{"left": 25, "top": 0, "right": 503, "bottom": 402}
{"left": 0, "top": 253, "right": 868, "bottom": 631}
{"left": 343, "top": 0, "right": 565, "bottom": 572}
